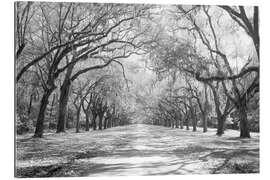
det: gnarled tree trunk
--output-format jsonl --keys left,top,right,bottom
{"left": 75, "top": 105, "right": 81, "bottom": 133}
{"left": 56, "top": 80, "right": 71, "bottom": 133}
{"left": 202, "top": 114, "right": 207, "bottom": 133}
{"left": 33, "top": 88, "right": 54, "bottom": 138}
{"left": 238, "top": 101, "right": 250, "bottom": 138}
{"left": 85, "top": 112, "right": 90, "bottom": 131}
{"left": 27, "top": 93, "right": 34, "bottom": 117}
{"left": 203, "top": 84, "right": 209, "bottom": 133}
{"left": 92, "top": 112, "right": 97, "bottom": 130}
{"left": 186, "top": 117, "right": 189, "bottom": 130}
{"left": 216, "top": 115, "right": 226, "bottom": 136}
{"left": 98, "top": 112, "right": 104, "bottom": 130}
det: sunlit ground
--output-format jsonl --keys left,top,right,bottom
{"left": 16, "top": 124, "right": 259, "bottom": 177}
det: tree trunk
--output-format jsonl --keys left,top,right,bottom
{"left": 82, "top": 103, "right": 91, "bottom": 131}
{"left": 56, "top": 81, "right": 71, "bottom": 133}
{"left": 202, "top": 114, "right": 207, "bottom": 133}
{"left": 16, "top": 43, "right": 25, "bottom": 59}
{"left": 107, "top": 118, "right": 111, "bottom": 128}
{"left": 104, "top": 117, "right": 108, "bottom": 129}
{"left": 192, "top": 113, "right": 197, "bottom": 132}
{"left": 85, "top": 112, "right": 90, "bottom": 131}
{"left": 33, "top": 89, "right": 53, "bottom": 138}
{"left": 111, "top": 117, "right": 114, "bottom": 127}
{"left": 98, "top": 113, "right": 104, "bottom": 130}
{"left": 238, "top": 103, "right": 250, "bottom": 138}
{"left": 49, "top": 93, "right": 56, "bottom": 119}
{"left": 216, "top": 116, "right": 226, "bottom": 136}
{"left": 112, "top": 118, "right": 116, "bottom": 127}
{"left": 192, "top": 119, "right": 197, "bottom": 131}
{"left": 65, "top": 109, "right": 70, "bottom": 129}
{"left": 178, "top": 112, "right": 183, "bottom": 129}
{"left": 75, "top": 106, "right": 81, "bottom": 133}
{"left": 92, "top": 113, "right": 97, "bottom": 130}
{"left": 186, "top": 118, "right": 189, "bottom": 130}
{"left": 27, "top": 93, "right": 34, "bottom": 117}
{"left": 208, "top": 83, "right": 226, "bottom": 136}
{"left": 175, "top": 118, "right": 179, "bottom": 128}
{"left": 203, "top": 84, "right": 208, "bottom": 133}
{"left": 180, "top": 119, "right": 184, "bottom": 129}
{"left": 48, "top": 93, "right": 56, "bottom": 129}
{"left": 168, "top": 119, "right": 171, "bottom": 127}
{"left": 253, "top": 6, "right": 259, "bottom": 60}
{"left": 189, "top": 99, "right": 197, "bottom": 132}
{"left": 170, "top": 119, "right": 174, "bottom": 128}
{"left": 111, "top": 118, "right": 114, "bottom": 127}
{"left": 56, "top": 59, "right": 74, "bottom": 133}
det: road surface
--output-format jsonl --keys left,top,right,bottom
{"left": 16, "top": 124, "right": 259, "bottom": 177}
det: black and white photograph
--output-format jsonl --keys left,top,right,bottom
{"left": 13, "top": 0, "right": 262, "bottom": 178}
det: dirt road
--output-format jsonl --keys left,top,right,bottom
{"left": 16, "top": 124, "right": 259, "bottom": 177}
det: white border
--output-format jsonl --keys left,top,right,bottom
{"left": 1, "top": 0, "right": 269, "bottom": 180}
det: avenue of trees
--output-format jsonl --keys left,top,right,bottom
{"left": 15, "top": 2, "right": 259, "bottom": 139}
{"left": 15, "top": 2, "right": 152, "bottom": 137}
{"left": 143, "top": 5, "right": 259, "bottom": 138}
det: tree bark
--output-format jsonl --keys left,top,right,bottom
{"left": 65, "top": 108, "right": 70, "bottom": 129}
{"left": 164, "top": 119, "right": 167, "bottom": 127}
{"left": 92, "top": 112, "right": 97, "bottom": 130}
{"left": 75, "top": 106, "right": 81, "bottom": 133}
{"left": 186, "top": 117, "right": 189, "bottom": 130}
{"left": 188, "top": 99, "right": 197, "bottom": 132}
{"left": 104, "top": 117, "right": 108, "bottom": 129}
{"left": 56, "top": 56, "right": 75, "bottom": 133}
{"left": 107, "top": 118, "right": 111, "bottom": 128}
{"left": 82, "top": 101, "right": 91, "bottom": 131}
{"left": 27, "top": 93, "right": 34, "bottom": 117}
{"left": 216, "top": 116, "right": 226, "bottom": 136}
{"left": 238, "top": 102, "right": 251, "bottom": 138}
{"left": 112, "top": 117, "right": 116, "bottom": 127}
{"left": 16, "top": 43, "right": 25, "bottom": 59}
{"left": 98, "top": 113, "right": 104, "bottom": 130}
{"left": 111, "top": 118, "right": 114, "bottom": 127}
{"left": 85, "top": 112, "right": 90, "bottom": 131}
{"left": 171, "top": 119, "right": 174, "bottom": 128}
{"left": 33, "top": 88, "right": 53, "bottom": 138}
{"left": 56, "top": 80, "right": 71, "bottom": 133}
{"left": 192, "top": 119, "right": 197, "bottom": 131}
{"left": 48, "top": 93, "right": 56, "bottom": 129}
{"left": 203, "top": 84, "right": 208, "bottom": 133}
{"left": 175, "top": 117, "right": 179, "bottom": 128}
{"left": 180, "top": 119, "right": 184, "bottom": 129}
{"left": 49, "top": 93, "right": 56, "bottom": 119}
{"left": 191, "top": 110, "right": 197, "bottom": 132}
{"left": 168, "top": 119, "right": 171, "bottom": 127}
{"left": 202, "top": 114, "right": 207, "bottom": 133}
{"left": 208, "top": 83, "right": 227, "bottom": 136}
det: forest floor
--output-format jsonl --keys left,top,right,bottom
{"left": 15, "top": 124, "right": 259, "bottom": 177}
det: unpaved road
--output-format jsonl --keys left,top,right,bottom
{"left": 16, "top": 124, "right": 259, "bottom": 177}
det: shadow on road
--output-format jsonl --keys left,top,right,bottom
{"left": 16, "top": 124, "right": 259, "bottom": 177}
